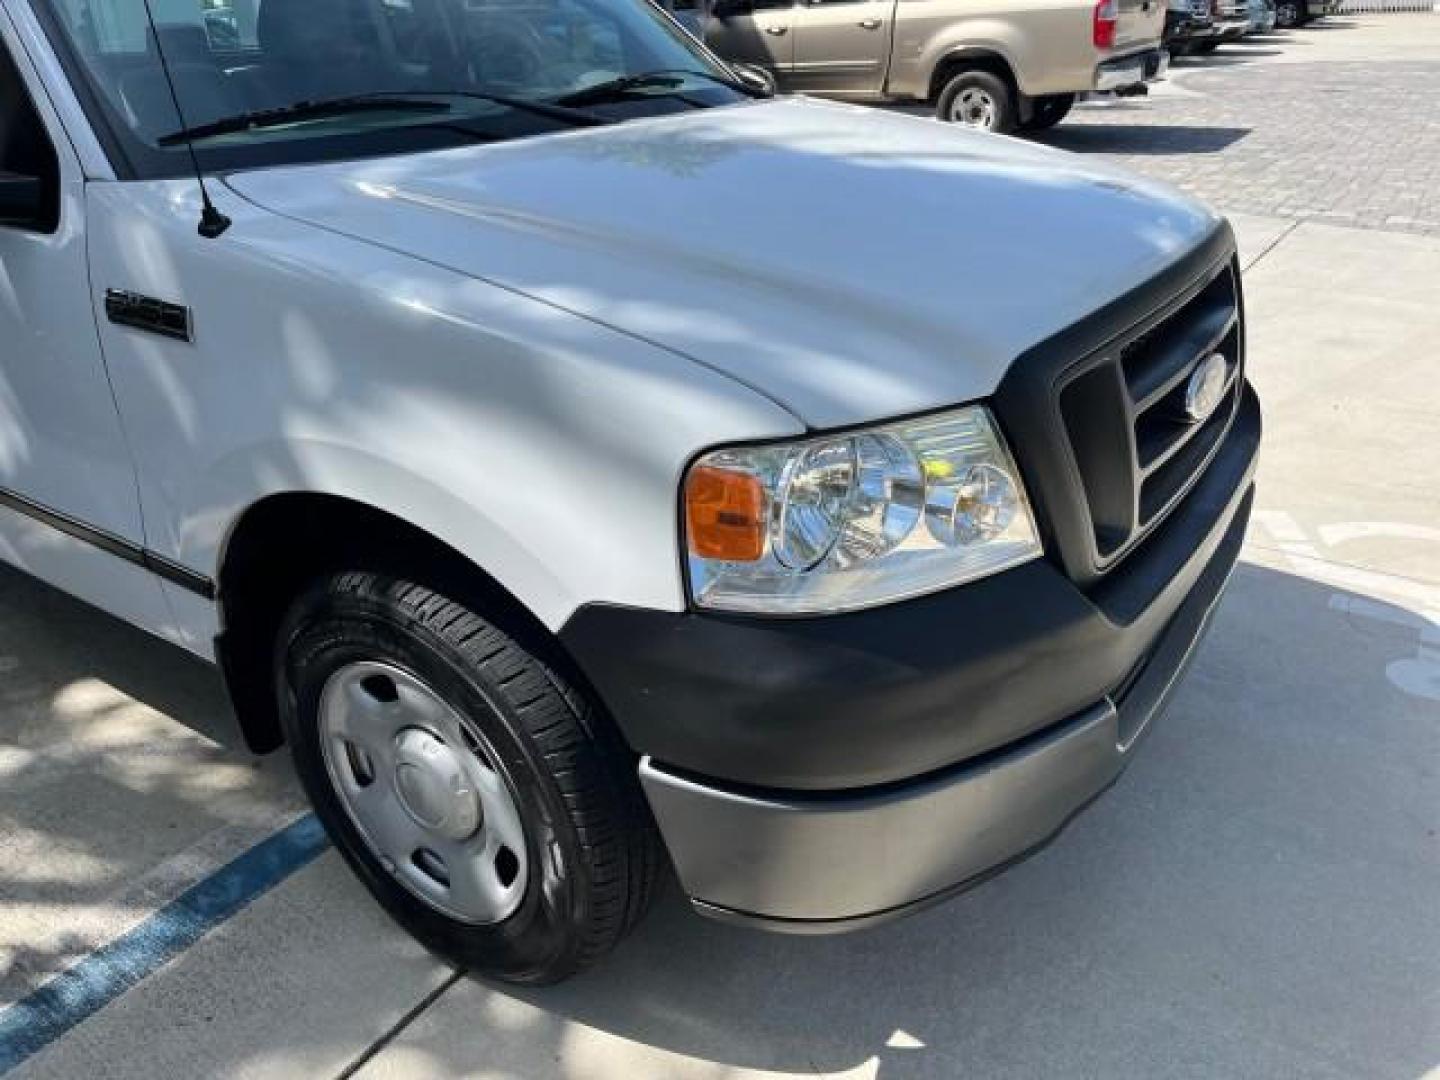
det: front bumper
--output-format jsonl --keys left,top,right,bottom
{"left": 563, "top": 388, "right": 1260, "bottom": 928}
{"left": 640, "top": 439, "right": 1253, "bottom": 928}
{"left": 559, "top": 225, "right": 1257, "bottom": 930}
{"left": 1095, "top": 47, "right": 1170, "bottom": 91}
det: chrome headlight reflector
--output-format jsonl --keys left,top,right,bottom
{"left": 684, "top": 406, "right": 1042, "bottom": 614}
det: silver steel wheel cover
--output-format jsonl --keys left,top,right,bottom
{"left": 319, "top": 661, "right": 529, "bottom": 924}
{"left": 951, "top": 86, "right": 997, "bottom": 129}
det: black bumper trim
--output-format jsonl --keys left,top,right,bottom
{"left": 638, "top": 484, "right": 1246, "bottom": 928}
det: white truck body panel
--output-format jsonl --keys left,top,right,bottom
{"left": 84, "top": 179, "right": 801, "bottom": 647}
{"left": 2, "top": 13, "right": 1214, "bottom": 642}
{"left": 228, "top": 98, "right": 1219, "bottom": 432}
{"left": 0, "top": 5, "right": 175, "bottom": 636}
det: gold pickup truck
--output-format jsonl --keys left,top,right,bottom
{"left": 678, "top": 0, "right": 1168, "bottom": 133}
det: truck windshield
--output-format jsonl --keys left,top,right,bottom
{"left": 36, "top": 0, "right": 747, "bottom": 176}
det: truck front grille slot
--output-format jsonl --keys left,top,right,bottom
{"left": 1057, "top": 259, "right": 1242, "bottom": 572}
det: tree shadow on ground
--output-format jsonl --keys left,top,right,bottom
{"left": 4, "top": 559, "right": 1437, "bottom": 1078}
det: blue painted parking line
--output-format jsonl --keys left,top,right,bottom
{"left": 0, "top": 814, "right": 329, "bottom": 1075}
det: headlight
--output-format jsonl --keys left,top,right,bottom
{"left": 684, "top": 405, "right": 1042, "bottom": 614}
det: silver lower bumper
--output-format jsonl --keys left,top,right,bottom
{"left": 1094, "top": 48, "right": 1169, "bottom": 92}
{"left": 639, "top": 472, "right": 1249, "bottom": 931}
{"left": 1095, "top": 58, "right": 1145, "bottom": 93}
{"left": 640, "top": 701, "right": 1127, "bottom": 929}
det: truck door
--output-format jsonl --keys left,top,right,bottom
{"left": 0, "top": 19, "right": 172, "bottom": 634}
{"left": 787, "top": 0, "right": 894, "bottom": 95}
{"left": 705, "top": 0, "right": 796, "bottom": 79}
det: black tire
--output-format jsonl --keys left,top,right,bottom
{"left": 935, "top": 69, "right": 1016, "bottom": 134}
{"left": 1018, "top": 93, "right": 1075, "bottom": 133}
{"left": 277, "top": 570, "right": 660, "bottom": 985}
{"left": 1275, "top": 0, "right": 1301, "bottom": 26}
{"left": 1191, "top": 38, "right": 1221, "bottom": 53}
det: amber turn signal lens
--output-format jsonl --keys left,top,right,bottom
{"left": 685, "top": 465, "right": 766, "bottom": 562}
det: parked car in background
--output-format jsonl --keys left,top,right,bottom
{"left": 1247, "top": 0, "right": 1276, "bottom": 33}
{"left": 1169, "top": 0, "right": 1265, "bottom": 52}
{"left": 1205, "top": 0, "right": 1252, "bottom": 48}
{"left": 1275, "top": 0, "right": 1336, "bottom": 26}
{"left": 1165, "top": 0, "right": 1220, "bottom": 54}
{"left": 692, "top": 0, "right": 1170, "bottom": 133}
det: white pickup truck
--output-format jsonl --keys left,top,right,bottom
{"left": 0, "top": 0, "right": 1258, "bottom": 982}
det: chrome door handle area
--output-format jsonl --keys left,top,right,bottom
{"left": 858, "top": 17, "right": 882, "bottom": 28}
{"left": 764, "top": 25, "right": 788, "bottom": 34}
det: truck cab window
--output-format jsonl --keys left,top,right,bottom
{"left": 36, "top": 0, "right": 745, "bottom": 177}
{"left": 0, "top": 43, "right": 60, "bottom": 232}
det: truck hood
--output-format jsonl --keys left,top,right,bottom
{"left": 227, "top": 97, "right": 1221, "bottom": 429}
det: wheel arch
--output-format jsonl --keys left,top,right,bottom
{"left": 927, "top": 46, "right": 1022, "bottom": 104}
{"left": 215, "top": 491, "right": 594, "bottom": 756}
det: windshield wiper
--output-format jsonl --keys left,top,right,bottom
{"left": 382, "top": 90, "right": 613, "bottom": 128}
{"left": 158, "top": 96, "right": 450, "bottom": 146}
{"left": 157, "top": 91, "right": 608, "bottom": 147}
{"left": 554, "top": 69, "right": 751, "bottom": 108}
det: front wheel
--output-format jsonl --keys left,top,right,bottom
{"left": 1018, "top": 93, "right": 1075, "bottom": 132}
{"left": 277, "top": 570, "right": 659, "bottom": 984}
{"left": 935, "top": 70, "right": 1016, "bottom": 134}
{"left": 1275, "top": 0, "right": 1301, "bottom": 26}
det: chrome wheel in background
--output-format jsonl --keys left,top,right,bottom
{"left": 935, "top": 69, "right": 1016, "bottom": 134}
{"left": 950, "top": 86, "right": 999, "bottom": 129}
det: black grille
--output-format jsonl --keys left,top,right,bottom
{"left": 1057, "top": 260, "right": 1242, "bottom": 571}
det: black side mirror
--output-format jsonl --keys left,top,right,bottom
{"left": 0, "top": 171, "right": 43, "bottom": 228}
{"left": 729, "top": 61, "right": 777, "bottom": 97}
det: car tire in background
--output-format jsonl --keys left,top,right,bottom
{"left": 1275, "top": 0, "right": 1302, "bottom": 25}
{"left": 277, "top": 570, "right": 660, "bottom": 985}
{"left": 936, "top": 69, "right": 1017, "bottom": 133}
{"left": 1018, "top": 93, "right": 1075, "bottom": 132}
{"left": 1191, "top": 38, "right": 1221, "bottom": 53}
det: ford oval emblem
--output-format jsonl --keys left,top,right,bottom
{"left": 1184, "top": 353, "right": 1230, "bottom": 424}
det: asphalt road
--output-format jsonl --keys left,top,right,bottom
{"left": 3, "top": 16, "right": 1438, "bottom": 1080}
